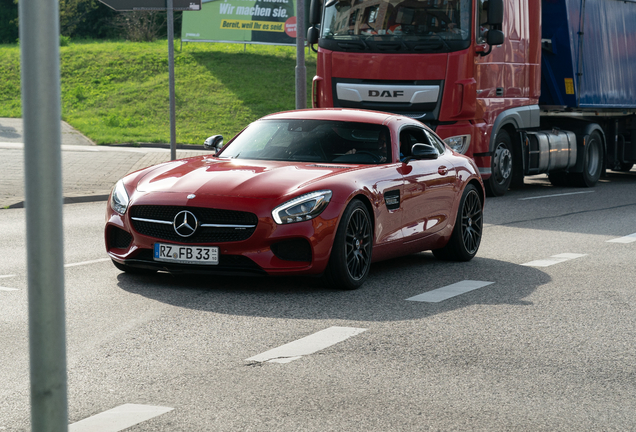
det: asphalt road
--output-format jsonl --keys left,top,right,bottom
{"left": 1, "top": 172, "right": 636, "bottom": 431}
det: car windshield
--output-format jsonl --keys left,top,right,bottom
{"left": 218, "top": 119, "right": 391, "bottom": 164}
{"left": 320, "top": 0, "right": 472, "bottom": 53}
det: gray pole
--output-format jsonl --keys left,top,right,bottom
{"left": 168, "top": 0, "right": 177, "bottom": 160}
{"left": 295, "top": 0, "right": 307, "bottom": 109}
{"left": 19, "top": 0, "right": 69, "bottom": 430}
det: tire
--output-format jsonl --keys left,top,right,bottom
{"left": 432, "top": 184, "right": 483, "bottom": 262}
{"left": 485, "top": 130, "right": 514, "bottom": 197}
{"left": 324, "top": 199, "right": 373, "bottom": 290}
{"left": 570, "top": 130, "right": 603, "bottom": 187}
{"left": 112, "top": 259, "right": 156, "bottom": 275}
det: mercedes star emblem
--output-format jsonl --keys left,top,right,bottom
{"left": 173, "top": 210, "right": 198, "bottom": 237}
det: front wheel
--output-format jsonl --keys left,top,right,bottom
{"left": 485, "top": 130, "right": 514, "bottom": 197}
{"left": 432, "top": 184, "right": 483, "bottom": 261}
{"left": 324, "top": 199, "right": 373, "bottom": 290}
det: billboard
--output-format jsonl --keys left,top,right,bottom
{"left": 182, "top": 0, "right": 297, "bottom": 45}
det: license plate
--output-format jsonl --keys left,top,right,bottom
{"left": 153, "top": 243, "right": 219, "bottom": 265}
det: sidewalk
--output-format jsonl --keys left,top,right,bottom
{"left": 0, "top": 118, "right": 209, "bottom": 209}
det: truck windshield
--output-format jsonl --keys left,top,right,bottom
{"left": 320, "top": 0, "right": 472, "bottom": 53}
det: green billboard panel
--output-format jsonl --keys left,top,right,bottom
{"left": 182, "top": 0, "right": 297, "bottom": 45}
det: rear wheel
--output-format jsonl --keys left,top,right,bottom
{"left": 324, "top": 199, "right": 372, "bottom": 290}
{"left": 570, "top": 130, "right": 603, "bottom": 187}
{"left": 432, "top": 184, "right": 483, "bottom": 262}
{"left": 485, "top": 130, "right": 514, "bottom": 197}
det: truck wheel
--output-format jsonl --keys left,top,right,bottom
{"left": 571, "top": 130, "right": 603, "bottom": 187}
{"left": 485, "top": 130, "right": 513, "bottom": 197}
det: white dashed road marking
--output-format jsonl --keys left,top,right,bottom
{"left": 0, "top": 274, "right": 16, "bottom": 279}
{"left": 65, "top": 258, "right": 111, "bottom": 268}
{"left": 518, "top": 191, "right": 595, "bottom": 200}
{"left": 406, "top": 280, "right": 494, "bottom": 303}
{"left": 246, "top": 326, "right": 367, "bottom": 364}
{"left": 607, "top": 233, "right": 636, "bottom": 243}
{"left": 69, "top": 404, "right": 173, "bottom": 432}
{"left": 521, "top": 253, "right": 587, "bottom": 267}
{"left": 0, "top": 287, "right": 18, "bottom": 291}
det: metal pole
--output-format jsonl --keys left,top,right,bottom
{"left": 295, "top": 0, "right": 306, "bottom": 109}
{"left": 168, "top": 0, "right": 177, "bottom": 160}
{"left": 19, "top": 0, "right": 68, "bottom": 429}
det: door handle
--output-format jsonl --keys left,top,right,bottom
{"left": 438, "top": 166, "right": 448, "bottom": 175}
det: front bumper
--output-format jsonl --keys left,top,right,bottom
{"left": 105, "top": 192, "right": 342, "bottom": 276}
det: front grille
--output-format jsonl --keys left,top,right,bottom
{"left": 109, "top": 226, "right": 133, "bottom": 249}
{"left": 130, "top": 205, "right": 258, "bottom": 243}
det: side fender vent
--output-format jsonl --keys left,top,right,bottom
{"left": 384, "top": 190, "right": 400, "bottom": 210}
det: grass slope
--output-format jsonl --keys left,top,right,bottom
{"left": 0, "top": 40, "right": 316, "bottom": 144}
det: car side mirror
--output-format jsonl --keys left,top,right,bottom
{"left": 204, "top": 135, "right": 224, "bottom": 154}
{"left": 410, "top": 143, "right": 439, "bottom": 160}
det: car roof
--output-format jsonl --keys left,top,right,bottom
{"left": 261, "top": 108, "right": 400, "bottom": 125}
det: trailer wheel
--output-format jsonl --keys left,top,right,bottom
{"left": 485, "top": 130, "right": 513, "bottom": 197}
{"left": 571, "top": 130, "right": 603, "bottom": 187}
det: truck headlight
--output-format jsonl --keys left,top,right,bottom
{"left": 272, "top": 190, "right": 332, "bottom": 224}
{"left": 444, "top": 135, "right": 471, "bottom": 154}
{"left": 110, "top": 179, "right": 130, "bottom": 215}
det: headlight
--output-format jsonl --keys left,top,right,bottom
{"left": 272, "top": 190, "right": 332, "bottom": 224}
{"left": 444, "top": 134, "right": 471, "bottom": 154}
{"left": 110, "top": 179, "right": 130, "bottom": 215}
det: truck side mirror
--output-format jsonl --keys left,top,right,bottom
{"left": 487, "top": 29, "right": 504, "bottom": 46}
{"left": 307, "top": 26, "right": 320, "bottom": 48}
{"left": 309, "top": 0, "right": 322, "bottom": 25}
{"left": 487, "top": 0, "right": 503, "bottom": 26}
{"left": 203, "top": 135, "right": 224, "bottom": 154}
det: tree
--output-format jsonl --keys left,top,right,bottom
{"left": 0, "top": 0, "right": 18, "bottom": 44}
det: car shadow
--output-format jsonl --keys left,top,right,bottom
{"left": 116, "top": 252, "right": 549, "bottom": 323}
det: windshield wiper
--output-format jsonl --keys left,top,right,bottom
{"left": 337, "top": 40, "right": 368, "bottom": 50}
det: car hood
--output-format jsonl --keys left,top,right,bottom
{"left": 136, "top": 157, "right": 356, "bottom": 199}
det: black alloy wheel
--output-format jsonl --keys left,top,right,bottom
{"left": 432, "top": 184, "right": 483, "bottom": 261}
{"left": 486, "top": 129, "right": 514, "bottom": 197}
{"left": 324, "top": 199, "right": 373, "bottom": 290}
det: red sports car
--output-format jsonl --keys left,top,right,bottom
{"left": 105, "top": 109, "right": 484, "bottom": 289}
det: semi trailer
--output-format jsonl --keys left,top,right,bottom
{"left": 307, "top": 0, "right": 636, "bottom": 196}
